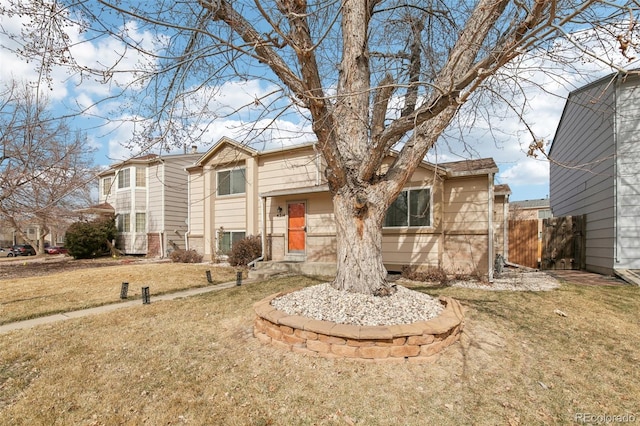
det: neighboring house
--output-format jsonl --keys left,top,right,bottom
{"left": 509, "top": 198, "right": 551, "bottom": 221}
{"left": 186, "top": 137, "right": 510, "bottom": 277}
{"left": 549, "top": 71, "right": 640, "bottom": 276}
{"left": 509, "top": 198, "right": 552, "bottom": 267}
{"left": 98, "top": 151, "right": 202, "bottom": 256}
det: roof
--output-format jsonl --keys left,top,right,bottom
{"left": 439, "top": 158, "right": 499, "bottom": 177}
{"left": 494, "top": 184, "right": 511, "bottom": 195}
{"left": 75, "top": 202, "right": 115, "bottom": 215}
{"left": 510, "top": 198, "right": 550, "bottom": 209}
{"left": 99, "top": 152, "right": 202, "bottom": 177}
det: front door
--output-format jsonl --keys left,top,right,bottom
{"left": 287, "top": 202, "right": 306, "bottom": 253}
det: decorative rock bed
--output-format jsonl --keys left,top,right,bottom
{"left": 253, "top": 292, "right": 465, "bottom": 363}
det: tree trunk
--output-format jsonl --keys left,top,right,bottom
{"left": 331, "top": 188, "right": 394, "bottom": 296}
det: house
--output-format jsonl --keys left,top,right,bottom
{"left": 509, "top": 198, "right": 551, "bottom": 221}
{"left": 97, "top": 151, "right": 202, "bottom": 256}
{"left": 508, "top": 198, "right": 552, "bottom": 268}
{"left": 549, "top": 71, "right": 640, "bottom": 276}
{"left": 186, "top": 137, "right": 510, "bottom": 277}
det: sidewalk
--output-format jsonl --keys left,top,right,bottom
{"left": 0, "top": 278, "right": 253, "bottom": 335}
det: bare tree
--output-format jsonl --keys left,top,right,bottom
{"left": 0, "top": 81, "right": 96, "bottom": 253}
{"left": 2, "top": 0, "right": 637, "bottom": 292}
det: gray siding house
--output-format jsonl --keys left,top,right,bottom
{"left": 549, "top": 72, "right": 640, "bottom": 275}
{"left": 98, "top": 152, "right": 201, "bottom": 257}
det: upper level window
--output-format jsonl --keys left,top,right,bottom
{"left": 102, "top": 177, "right": 112, "bottom": 196}
{"left": 136, "top": 167, "right": 146, "bottom": 188}
{"left": 217, "top": 168, "right": 246, "bottom": 196}
{"left": 117, "top": 168, "right": 130, "bottom": 189}
{"left": 384, "top": 188, "right": 431, "bottom": 227}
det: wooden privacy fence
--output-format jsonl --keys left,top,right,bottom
{"left": 541, "top": 215, "right": 586, "bottom": 270}
{"left": 508, "top": 219, "right": 539, "bottom": 269}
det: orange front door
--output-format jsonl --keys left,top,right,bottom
{"left": 287, "top": 202, "right": 306, "bottom": 252}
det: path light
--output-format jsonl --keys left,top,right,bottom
{"left": 141, "top": 286, "right": 150, "bottom": 304}
{"left": 120, "top": 282, "right": 129, "bottom": 299}
{"left": 206, "top": 270, "right": 213, "bottom": 284}
{"left": 236, "top": 271, "right": 242, "bottom": 286}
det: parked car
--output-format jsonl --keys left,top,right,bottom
{"left": 0, "top": 247, "right": 14, "bottom": 257}
{"left": 11, "top": 244, "right": 36, "bottom": 256}
{"left": 45, "top": 246, "right": 68, "bottom": 255}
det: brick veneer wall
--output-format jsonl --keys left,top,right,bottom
{"left": 253, "top": 293, "right": 464, "bottom": 364}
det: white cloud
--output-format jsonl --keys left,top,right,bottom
{"left": 498, "top": 157, "right": 549, "bottom": 185}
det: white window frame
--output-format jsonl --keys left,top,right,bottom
{"left": 135, "top": 167, "right": 146, "bottom": 188}
{"left": 117, "top": 212, "right": 131, "bottom": 233}
{"left": 117, "top": 168, "right": 131, "bottom": 190}
{"left": 218, "top": 230, "right": 246, "bottom": 255}
{"left": 383, "top": 186, "right": 433, "bottom": 228}
{"left": 216, "top": 167, "right": 246, "bottom": 196}
{"left": 102, "top": 177, "right": 113, "bottom": 196}
{"left": 135, "top": 212, "right": 146, "bottom": 233}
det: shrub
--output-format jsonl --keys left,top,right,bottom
{"left": 170, "top": 249, "right": 203, "bottom": 263}
{"left": 65, "top": 216, "right": 117, "bottom": 259}
{"left": 401, "top": 265, "right": 449, "bottom": 285}
{"left": 228, "top": 235, "right": 262, "bottom": 266}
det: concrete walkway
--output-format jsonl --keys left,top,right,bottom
{"left": 0, "top": 279, "right": 253, "bottom": 335}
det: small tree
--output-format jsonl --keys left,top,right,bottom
{"left": 65, "top": 216, "right": 116, "bottom": 259}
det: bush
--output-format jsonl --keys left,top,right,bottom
{"left": 228, "top": 235, "right": 262, "bottom": 266}
{"left": 401, "top": 265, "right": 449, "bottom": 285}
{"left": 65, "top": 216, "right": 116, "bottom": 259}
{"left": 170, "top": 249, "right": 203, "bottom": 263}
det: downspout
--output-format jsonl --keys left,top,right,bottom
{"left": 185, "top": 172, "right": 191, "bottom": 251}
{"left": 248, "top": 195, "right": 267, "bottom": 268}
{"left": 503, "top": 193, "right": 509, "bottom": 262}
{"left": 159, "top": 158, "right": 166, "bottom": 259}
{"left": 488, "top": 172, "right": 494, "bottom": 282}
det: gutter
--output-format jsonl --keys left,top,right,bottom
{"left": 488, "top": 172, "right": 494, "bottom": 282}
{"left": 248, "top": 196, "right": 267, "bottom": 268}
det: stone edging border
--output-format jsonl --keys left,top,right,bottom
{"left": 253, "top": 291, "right": 464, "bottom": 363}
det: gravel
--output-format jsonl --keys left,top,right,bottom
{"left": 271, "top": 283, "right": 444, "bottom": 326}
{"left": 271, "top": 270, "right": 560, "bottom": 327}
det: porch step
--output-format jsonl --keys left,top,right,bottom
{"left": 248, "top": 261, "right": 337, "bottom": 280}
{"left": 614, "top": 269, "right": 640, "bottom": 286}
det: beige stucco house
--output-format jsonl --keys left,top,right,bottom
{"left": 186, "top": 138, "right": 510, "bottom": 277}
{"left": 97, "top": 151, "right": 201, "bottom": 256}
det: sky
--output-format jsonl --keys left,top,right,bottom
{"left": 1, "top": 2, "right": 638, "bottom": 203}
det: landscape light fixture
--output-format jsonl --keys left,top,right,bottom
{"left": 120, "top": 282, "right": 129, "bottom": 299}
{"left": 141, "top": 286, "right": 151, "bottom": 304}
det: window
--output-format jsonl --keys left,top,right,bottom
{"left": 117, "top": 213, "right": 131, "bottom": 233}
{"left": 384, "top": 188, "right": 431, "bottom": 227}
{"left": 538, "top": 209, "right": 552, "bottom": 220}
{"left": 217, "top": 168, "right": 246, "bottom": 196}
{"left": 117, "top": 168, "right": 130, "bottom": 189}
{"left": 218, "top": 231, "right": 246, "bottom": 255}
{"left": 136, "top": 167, "right": 146, "bottom": 188}
{"left": 135, "top": 213, "right": 146, "bottom": 233}
{"left": 102, "top": 177, "right": 112, "bottom": 196}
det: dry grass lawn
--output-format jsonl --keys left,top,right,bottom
{"left": 0, "top": 261, "right": 237, "bottom": 324}
{"left": 0, "top": 266, "right": 639, "bottom": 425}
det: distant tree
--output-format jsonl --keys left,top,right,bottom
{"left": 1, "top": 1, "right": 637, "bottom": 293}
{"left": 0, "top": 81, "right": 97, "bottom": 253}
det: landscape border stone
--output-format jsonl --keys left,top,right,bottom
{"left": 253, "top": 291, "right": 464, "bottom": 363}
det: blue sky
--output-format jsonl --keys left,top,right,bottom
{"left": 1, "top": 2, "right": 638, "bottom": 203}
